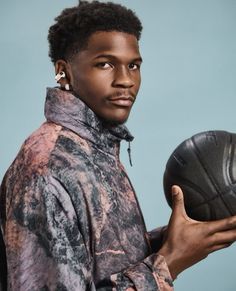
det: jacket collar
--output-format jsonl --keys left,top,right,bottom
{"left": 44, "top": 87, "right": 134, "bottom": 154}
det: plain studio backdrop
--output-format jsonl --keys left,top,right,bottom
{"left": 1, "top": 1, "right": 236, "bottom": 290}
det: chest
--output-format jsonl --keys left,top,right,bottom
{"left": 80, "top": 149, "right": 149, "bottom": 281}
{"left": 55, "top": 136, "right": 150, "bottom": 280}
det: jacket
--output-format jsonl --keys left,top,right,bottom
{"left": 0, "top": 87, "right": 173, "bottom": 291}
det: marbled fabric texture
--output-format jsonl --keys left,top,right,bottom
{"left": 0, "top": 88, "right": 173, "bottom": 290}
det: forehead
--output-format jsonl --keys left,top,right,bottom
{"left": 77, "top": 31, "right": 141, "bottom": 60}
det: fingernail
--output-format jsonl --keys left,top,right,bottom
{"left": 172, "top": 186, "right": 179, "bottom": 195}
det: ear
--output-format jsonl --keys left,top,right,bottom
{"left": 55, "top": 59, "right": 73, "bottom": 86}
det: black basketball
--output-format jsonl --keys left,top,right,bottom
{"left": 163, "top": 130, "right": 236, "bottom": 221}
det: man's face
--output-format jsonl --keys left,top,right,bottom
{"left": 68, "top": 31, "right": 142, "bottom": 125}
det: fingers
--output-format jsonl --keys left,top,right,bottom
{"left": 209, "top": 242, "right": 233, "bottom": 253}
{"left": 206, "top": 215, "right": 236, "bottom": 234}
{"left": 171, "top": 185, "right": 188, "bottom": 218}
{"left": 210, "top": 228, "right": 236, "bottom": 246}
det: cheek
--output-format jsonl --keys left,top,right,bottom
{"left": 73, "top": 71, "right": 112, "bottom": 97}
{"left": 136, "top": 74, "right": 141, "bottom": 89}
{"left": 135, "top": 81, "right": 141, "bottom": 94}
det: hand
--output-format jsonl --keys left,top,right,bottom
{"left": 158, "top": 185, "right": 236, "bottom": 280}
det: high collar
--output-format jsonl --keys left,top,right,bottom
{"left": 44, "top": 87, "right": 134, "bottom": 155}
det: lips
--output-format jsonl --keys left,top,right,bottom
{"left": 107, "top": 94, "right": 135, "bottom": 107}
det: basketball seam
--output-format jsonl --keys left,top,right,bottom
{"left": 224, "top": 133, "right": 235, "bottom": 215}
{"left": 165, "top": 169, "right": 220, "bottom": 208}
{"left": 191, "top": 133, "right": 234, "bottom": 217}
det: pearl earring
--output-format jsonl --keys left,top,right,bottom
{"left": 65, "top": 84, "right": 70, "bottom": 91}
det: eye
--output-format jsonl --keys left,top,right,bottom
{"left": 128, "top": 63, "right": 140, "bottom": 70}
{"left": 96, "top": 62, "right": 113, "bottom": 69}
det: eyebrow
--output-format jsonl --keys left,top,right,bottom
{"left": 93, "top": 54, "right": 143, "bottom": 63}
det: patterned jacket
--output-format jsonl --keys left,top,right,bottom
{"left": 0, "top": 88, "right": 173, "bottom": 291}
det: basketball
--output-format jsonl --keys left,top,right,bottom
{"left": 163, "top": 130, "right": 236, "bottom": 221}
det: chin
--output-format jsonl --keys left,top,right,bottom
{"left": 98, "top": 110, "right": 130, "bottom": 126}
{"left": 100, "top": 115, "right": 129, "bottom": 127}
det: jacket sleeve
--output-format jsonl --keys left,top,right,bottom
{"left": 3, "top": 175, "right": 173, "bottom": 291}
{"left": 110, "top": 253, "right": 173, "bottom": 291}
{"left": 147, "top": 226, "right": 168, "bottom": 253}
{"left": 4, "top": 174, "right": 94, "bottom": 291}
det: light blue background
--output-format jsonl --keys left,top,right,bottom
{"left": 1, "top": 1, "right": 236, "bottom": 290}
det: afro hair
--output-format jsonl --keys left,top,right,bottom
{"left": 48, "top": 1, "right": 142, "bottom": 63}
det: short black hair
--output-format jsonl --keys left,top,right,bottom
{"left": 48, "top": 1, "right": 143, "bottom": 64}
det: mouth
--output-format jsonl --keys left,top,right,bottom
{"left": 107, "top": 94, "right": 135, "bottom": 107}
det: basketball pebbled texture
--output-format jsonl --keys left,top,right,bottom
{"left": 163, "top": 130, "right": 236, "bottom": 221}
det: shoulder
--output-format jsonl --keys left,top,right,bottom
{"left": 8, "top": 121, "right": 91, "bottom": 177}
{"left": 1, "top": 122, "right": 63, "bottom": 198}
{"left": 22, "top": 122, "right": 62, "bottom": 172}
{"left": 1, "top": 122, "right": 94, "bottom": 203}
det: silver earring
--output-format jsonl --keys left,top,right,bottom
{"left": 55, "top": 71, "right": 66, "bottom": 82}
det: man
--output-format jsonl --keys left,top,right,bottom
{"left": 1, "top": 1, "right": 236, "bottom": 290}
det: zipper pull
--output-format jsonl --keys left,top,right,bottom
{"left": 127, "top": 141, "right": 133, "bottom": 167}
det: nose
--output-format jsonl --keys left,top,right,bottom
{"left": 112, "top": 67, "right": 134, "bottom": 88}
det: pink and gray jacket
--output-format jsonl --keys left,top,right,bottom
{"left": 0, "top": 88, "right": 173, "bottom": 290}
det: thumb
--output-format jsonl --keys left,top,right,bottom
{"left": 171, "top": 185, "right": 187, "bottom": 217}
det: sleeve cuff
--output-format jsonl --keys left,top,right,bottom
{"left": 111, "top": 254, "right": 174, "bottom": 291}
{"left": 144, "top": 253, "right": 174, "bottom": 290}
